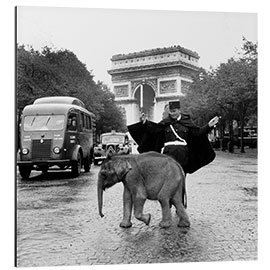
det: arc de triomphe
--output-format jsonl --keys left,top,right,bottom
{"left": 108, "top": 45, "right": 200, "bottom": 125}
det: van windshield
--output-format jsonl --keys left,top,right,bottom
{"left": 23, "top": 115, "right": 65, "bottom": 131}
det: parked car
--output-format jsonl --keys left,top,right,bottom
{"left": 93, "top": 131, "right": 131, "bottom": 165}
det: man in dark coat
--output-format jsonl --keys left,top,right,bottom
{"left": 128, "top": 101, "right": 219, "bottom": 174}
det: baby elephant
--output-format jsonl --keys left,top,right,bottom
{"left": 97, "top": 151, "right": 190, "bottom": 228}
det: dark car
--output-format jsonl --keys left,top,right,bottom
{"left": 93, "top": 131, "right": 131, "bottom": 165}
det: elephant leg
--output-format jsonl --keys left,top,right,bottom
{"left": 157, "top": 182, "right": 174, "bottom": 228}
{"left": 171, "top": 190, "right": 190, "bottom": 227}
{"left": 158, "top": 197, "right": 172, "bottom": 228}
{"left": 133, "top": 191, "right": 151, "bottom": 225}
{"left": 120, "top": 187, "right": 133, "bottom": 228}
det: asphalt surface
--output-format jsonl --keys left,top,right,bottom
{"left": 16, "top": 148, "right": 257, "bottom": 267}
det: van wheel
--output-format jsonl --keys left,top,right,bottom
{"left": 19, "top": 165, "right": 32, "bottom": 180}
{"left": 71, "top": 152, "right": 82, "bottom": 177}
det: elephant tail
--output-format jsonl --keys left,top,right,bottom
{"left": 176, "top": 162, "right": 187, "bottom": 209}
{"left": 167, "top": 157, "right": 188, "bottom": 209}
{"left": 182, "top": 175, "right": 187, "bottom": 209}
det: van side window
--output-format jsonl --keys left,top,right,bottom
{"left": 84, "top": 114, "right": 87, "bottom": 129}
{"left": 85, "top": 115, "right": 89, "bottom": 130}
{"left": 88, "top": 116, "right": 92, "bottom": 130}
{"left": 80, "top": 113, "right": 85, "bottom": 128}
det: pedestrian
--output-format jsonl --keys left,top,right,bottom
{"left": 128, "top": 100, "right": 219, "bottom": 174}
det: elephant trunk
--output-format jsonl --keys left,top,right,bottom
{"left": 97, "top": 178, "right": 104, "bottom": 218}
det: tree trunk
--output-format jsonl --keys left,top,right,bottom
{"left": 220, "top": 122, "right": 227, "bottom": 151}
{"left": 240, "top": 122, "right": 245, "bottom": 153}
{"left": 228, "top": 119, "right": 234, "bottom": 153}
{"left": 239, "top": 103, "right": 246, "bottom": 153}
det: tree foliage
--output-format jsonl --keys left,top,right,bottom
{"left": 182, "top": 68, "right": 219, "bottom": 125}
{"left": 17, "top": 45, "right": 126, "bottom": 136}
{"left": 182, "top": 37, "right": 257, "bottom": 152}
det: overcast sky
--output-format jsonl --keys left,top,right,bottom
{"left": 17, "top": 6, "right": 257, "bottom": 88}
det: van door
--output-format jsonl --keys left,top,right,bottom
{"left": 65, "top": 112, "right": 79, "bottom": 158}
{"left": 78, "top": 112, "right": 91, "bottom": 160}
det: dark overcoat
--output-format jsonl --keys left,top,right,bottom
{"left": 128, "top": 115, "right": 216, "bottom": 174}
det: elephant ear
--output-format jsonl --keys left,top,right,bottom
{"left": 114, "top": 159, "right": 132, "bottom": 180}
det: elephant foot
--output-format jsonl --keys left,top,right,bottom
{"left": 135, "top": 213, "right": 151, "bottom": 225}
{"left": 120, "top": 220, "right": 132, "bottom": 228}
{"left": 159, "top": 220, "right": 171, "bottom": 228}
{"left": 178, "top": 220, "right": 190, "bottom": 228}
{"left": 145, "top": 213, "right": 151, "bottom": 225}
{"left": 137, "top": 214, "right": 151, "bottom": 225}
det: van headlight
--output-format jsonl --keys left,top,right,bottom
{"left": 53, "top": 147, "right": 61, "bottom": 154}
{"left": 22, "top": 148, "right": 29, "bottom": 155}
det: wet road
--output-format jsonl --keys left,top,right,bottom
{"left": 16, "top": 149, "right": 257, "bottom": 267}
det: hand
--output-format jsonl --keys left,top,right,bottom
{"left": 208, "top": 116, "right": 220, "bottom": 128}
{"left": 140, "top": 112, "right": 147, "bottom": 124}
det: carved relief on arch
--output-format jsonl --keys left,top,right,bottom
{"left": 131, "top": 79, "right": 158, "bottom": 97}
{"left": 131, "top": 81, "right": 141, "bottom": 95}
{"left": 146, "top": 79, "right": 158, "bottom": 93}
{"left": 114, "top": 84, "right": 129, "bottom": 98}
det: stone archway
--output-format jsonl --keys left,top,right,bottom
{"left": 134, "top": 84, "right": 156, "bottom": 121}
{"left": 108, "top": 45, "right": 199, "bottom": 125}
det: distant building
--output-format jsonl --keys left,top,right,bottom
{"left": 108, "top": 45, "right": 200, "bottom": 125}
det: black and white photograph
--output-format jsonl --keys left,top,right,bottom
{"left": 3, "top": 0, "right": 267, "bottom": 269}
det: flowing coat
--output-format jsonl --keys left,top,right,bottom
{"left": 128, "top": 114, "right": 216, "bottom": 174}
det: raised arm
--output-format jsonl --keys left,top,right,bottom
{"left": 190, "top": 116, "right": 220, "bottom": 136}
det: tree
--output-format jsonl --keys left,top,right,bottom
{"left": 94, "top": 82, "right": 127, "bottom": 135}
{"left": 215, "top": 57, "right": 257, "bottom": 152}
{"left": 182, "top": 37, "right": 257, "bottom": 153}
{"left": 182, "top": 68, "right": 220, "bottom": 125}
{"left": 16, "top": 45, "right": 126, "bottom": 137}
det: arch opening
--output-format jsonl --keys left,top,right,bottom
{"left": 134, "top": 84, "right": 155, "bottom": 121}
